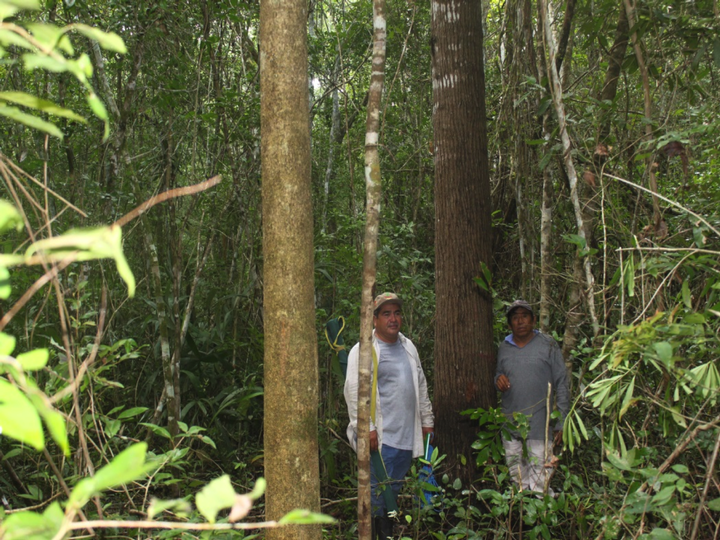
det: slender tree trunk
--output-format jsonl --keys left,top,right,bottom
{"left": 539, "top": 0, "right": 600, "bottom": 338}
{"left": 260, "top": 0, "right": 320, "bottom": 538}
{"left": 357, "top": 1, "right": 387, "bottom": 537}
{"left": 539, "top": 144, "right": 554, "bottom": 332}
{"left": 432, "top": 0, "right": 495, "bottom": 485}
{"left": 623, "top": 0, "right": 662, "bottom": 226}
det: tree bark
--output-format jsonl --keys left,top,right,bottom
{"left": 432, "top": 0, "right": 496, "bottom": 485}
{"left": 260, "top": 0, "right": 321, "bottom": 538}
{"left": 357, "top": 1, "right": 386, "bottom": 537}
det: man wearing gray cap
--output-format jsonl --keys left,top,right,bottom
{"left": 344, "top": 292, "right": 434, "bottom": 538}
{"left": 495, "top": 299, "right": 569, "bottom": 494}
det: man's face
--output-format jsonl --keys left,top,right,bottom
{"left": 373, "top": 302, "right": 402, "bottom": 343}
{"left": 509, "top": 307, "right": 535, "bottom": 340}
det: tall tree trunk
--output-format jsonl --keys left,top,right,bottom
{"left": 260, "top": 0, "right": 321, "bottom": 538}
{"left": 432, "top": 0, "right": 496, "bottom": 485}
{"left": 357, "top": 1, "right": 387, "bottom": 537}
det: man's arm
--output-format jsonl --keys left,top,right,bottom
{"left": 495, "top": 345, "right": 510, "bottom": 391}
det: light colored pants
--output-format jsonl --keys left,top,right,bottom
{"left": 502, "top": 438, "right": 555, "bottom": 494}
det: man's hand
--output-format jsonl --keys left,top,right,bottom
{"left": 496, "top": 374, "right": 511, "bottom": 392}
{"left": 553, "top": 429, "right": 563, "bottom": 447}
{"left": 422, "top": 426, "right": 435, "bottom": 445}
{"left": 370, "top": 430, "right": 379, "bottom": 452}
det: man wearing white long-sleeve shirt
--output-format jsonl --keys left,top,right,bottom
{"left": 344, "top": 292, "right": 434, "bottom": 539}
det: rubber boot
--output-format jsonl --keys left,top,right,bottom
{"left": 372, "top": 516, "right": 393, "bottom": 540}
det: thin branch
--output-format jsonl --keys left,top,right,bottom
{"left": 605, "top": 173, "right": 720, "bottom": 239}
{"left": 113, "top": 175, "right": 221, "bottom": 228}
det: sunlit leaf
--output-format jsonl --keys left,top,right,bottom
{"left": 28, "top": 394, "right": 69, "bottom": 456}
{"left": 0, "top": 502, "right": 63, "bottom": 540}
{"left": 0, "top": 200, "right": 23, "bottom": 233}
{"left": 87, "top": 92, "right": 108, "bottom": 120}
{"left": 0, "top": 378, "right": 44, "bottom": 450}
{"left": 0, "top": 332, "right": 17, "bottom": 355}
{"left": 0, "top": 29, "right": 34, "bottom": 50}
{"left": 16, "top": 349, "right": 49, "bottom": 371}
{"left": 147, "top": 498, "right": 193, "bottom": 520}
{"left": 68, "top": 443, "right": 150, "bottom": 510}
{"left": 22, "top": 53, "right": 68, "bottom": 73}
{"left": 0, "top": 105, "right": 63, "bottom": 138}
{"left": 278, "top": 509, "right": 336, "bottom": 525}
{"left": 196, "top": 475, "right": 236, "bottom": 523}
{"left": 27, "top": 23, "right": 64, "bottom": 48}
{"left": 0, "top": 92, "right": 86, "bottom": 122}
{"left": 71, "top": 24, "right": 127, "bottom": 53}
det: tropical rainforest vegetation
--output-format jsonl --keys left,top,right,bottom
{"left": 0, "top": 0, "right": 718, "bottom": 538}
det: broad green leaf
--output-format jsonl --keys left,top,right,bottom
{"left": 0, "top": 267, "right": 9, "bottom": 299}
{"left": 147, "top": 498, "right": 192, "bottom": 520}
{"left": 199, "top": 435, "right": 216, "bottom": 449}
{"left": 714, "top": 38, "right": 720, "bottom": 68}
{"left": 87, "top": 93, "right": 108, "bottom": 120}
{"left": 0, "top": 29, "right": 34, "bottom": 50}
{"left": 71, "top": 24, "right": 127, "bottom": 53}
{"left": 28, "top": 394, "right": 69, "bottom": 456}
{"left": 0, "top": 200, "right": 23, "bottom": 233}
{"left": 16, "top": 349, "right": 49, "bottom": 371}
{"left": 652, "top": 342, "right": 673, "bottom": 367}
{"left": 648, "top": 529, "right": 675, "bottom": 540}
{"left": 0, "top": 105, "right": 63, "bottom": 138}
{"left": 140, "top": 422, "right": 171, "bottom": 439}
{"left": 651, "top": 485, "right": 675, "bottom": 506}
{"left": 4, "top": 0, "right": 41, "bottom": 9}
{"left": 118, "top": 406, "right": 148, "bottom": 419}
{"left": 196, "top": 475, "right": 236, "bottom": 523}
{"left": 0, "top": 332, "right": 17, "bottom": 355}
{"left": 605, "top": 450, "right": 632, "bottom": 471}
{"left": 68, "top": 443, "right": 149, "bottom": 510}
{"left": 0, "top": 502, "right": 63, "bottom": 540}
{"left": 278, "top": 509, "right": 336, "bottom": 525}
{"left": 683, "top": 312, "right": 705, "bottom": 324}
{"left": 76, "top": 53, "right": 92, "bottom": 77}
{"left": 0, "top": 92, "right": 86, "bottom": 122}
{"left": 27, "top": 23, "right": 64, "bottom": 48}
{"left": 707, "top": 497, "right": 720, "bottom": 511}
{"left": 681, "top": 280, "right": 691, "bottom": 308}
{"left": 0, "top": 5, "right": 21, "bottom": 19}
{"left": 0, "top": 378, "right": 44, "bottom": 450}
{"left": 22, "top": 53, "right": 68, "bottom": 73}
{"left": 248, "top": 477, "right": 266, "bottom": 500}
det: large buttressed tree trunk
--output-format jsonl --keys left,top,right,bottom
{"left": 260, "top": 1, "right": 321, "bottom": 538}
{"left": 431, "top": 0, "right": 496, "bottom": 484}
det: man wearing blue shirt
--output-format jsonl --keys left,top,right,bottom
{"left": 495, "top": 299, "right": 569, "bottom": 494}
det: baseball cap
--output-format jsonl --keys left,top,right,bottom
{"left": 373, "top": 292, "right": 402, "bottom": 314}
{"left": 506, "top": 299, "right": 534, "bottom": 321}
